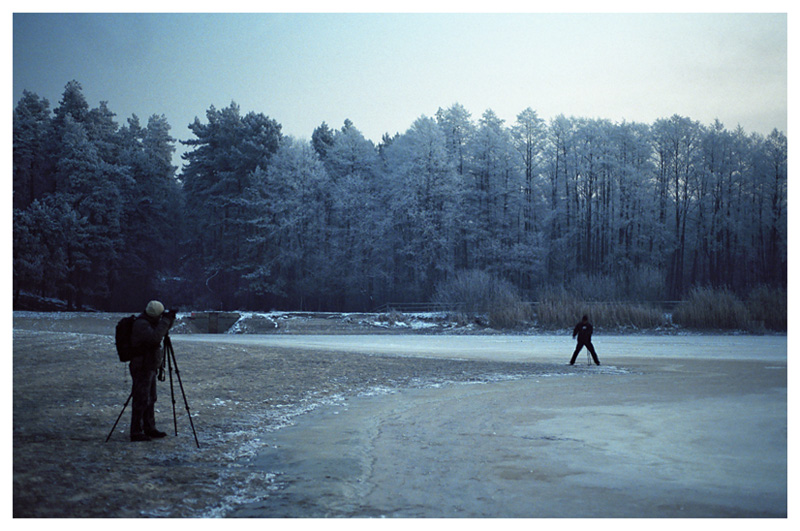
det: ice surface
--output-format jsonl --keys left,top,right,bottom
{"left": 179, "top": 333, "right": 786, "bottom": 363}
{"left": 223, "top": 335, "right": 787, "bottom": 518}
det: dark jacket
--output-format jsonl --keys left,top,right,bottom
{"left": 130, "top": 313, "right": 173, "bottom": 371}
{"left": 573, "top": 320, "right": 593, "bottom": 343}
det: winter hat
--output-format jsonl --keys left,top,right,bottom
{"left": 146, "top": 300, "right": 165, "bottom": 318}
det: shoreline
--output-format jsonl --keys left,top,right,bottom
{"left": 11, "top": 309, "right": 786, "bottom": 338}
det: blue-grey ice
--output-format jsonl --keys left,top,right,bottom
{"left": 196, "top": 334, "right": 788, "bottom": 518}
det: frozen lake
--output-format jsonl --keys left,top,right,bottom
{"left": 177, "top": 333, "right": 789, "bottom": 518}
{"left": 178, "top": 333, "right": 787, "bottom": 363}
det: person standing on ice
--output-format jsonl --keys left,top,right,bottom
{"left": 570, "top": 314, "right": 600, "bottom": 365}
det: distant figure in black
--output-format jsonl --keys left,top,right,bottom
{"left": 570, "top": 315, "right": 600, "bottom": 366}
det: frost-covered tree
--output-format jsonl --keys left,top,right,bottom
{"left": 114, "top": 113, "right": 181, "bottom": 308}
{"left": 436, "top": 103, "right": 475, "bottom": 178}
{"left": 760, "top": 129, "right": 787, "bottom": 285}
{"left": 13, "top": 91, "right": 53, "bottom": 210}
{"left": 52, "top": 80, "right": 90, "bottom": 130}
{"left": 325, "top": 120, "right": 390, "bottom": 309}
{"left": 510, "top": 108, "right": 548, "bottom": 289}
{"left": 243, "top": 137, "right": 332, "bottom": 309}
{"left": 13, "top": 197, "right": 86, "bottom": 305}
{"left": 543, "top": 114, "right": 578, "bottom": 282}
{"left": 51, "top": 114, "right": 123, "bottom": 308}
{"left": 465, "top": 109, "right": 524, "bottom": 275}
{"left": 609, "top": 121, "right": 663, "bottom": 297}
{"left": 511, "top": 108, "right": 547, "bottom": 233}
{"left": 382, "top": 116, "right": 464, "bottom": 300}
{"left": 311, "top": 121, "right": 335, "bottom": 161}
{"left": 14, "top": 81, "right": 131, "bottom": 309}
{"left": 652, "top": 115, "right": 703, "bottom": 298}
{"left": 12, "top": 81, "right": 786, "bottom": 311}
{"left": 181, "top": 102, "right": 282, "bottom": 308}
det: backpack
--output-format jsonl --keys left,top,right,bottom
{"left": 115, "top": 315, "right": 139, "bottom": 362}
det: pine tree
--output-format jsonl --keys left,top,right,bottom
{"left": 52, "top": 114, "right": 122, "bottom": 308}
{"left": 113, "top": 113, "right": 181, "bottom": 308}
{"left": 13, "top": 91, "right": 53, "bottom": 209}
{"left": 323, "top": 120, "right": 387, "bottom": 310}
{"left": 181, "top": 102, "right": 282, "bottom": 308}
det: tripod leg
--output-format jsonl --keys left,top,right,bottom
{"left": 167, "top": 343, "right": 178, "bottom": 436}
{"left": 105, "top": 392, "right": 133, "bottom": 443}
{"left": 167, "top": 339, "right": 201, "bottom": 449}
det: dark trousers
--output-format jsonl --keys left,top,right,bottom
{"left": 571, "top": 340, "right": 600, "bottom": 365}
{"left": 129, "top": 359, "right": 158, "bottom": 435}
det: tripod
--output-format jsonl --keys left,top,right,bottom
{"left": 106, "top": 335, "right": 200, "bottom": 448}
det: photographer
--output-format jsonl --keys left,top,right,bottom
{"left": 128, "top": 300, "right": 176, "bottom": 442}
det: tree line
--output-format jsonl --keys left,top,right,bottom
{"left": 13, "top": 80, "right": 787, "bottom": 312}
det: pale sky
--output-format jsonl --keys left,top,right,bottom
{"left": 12, "top": 6, "right": 789, "bottom": 167}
